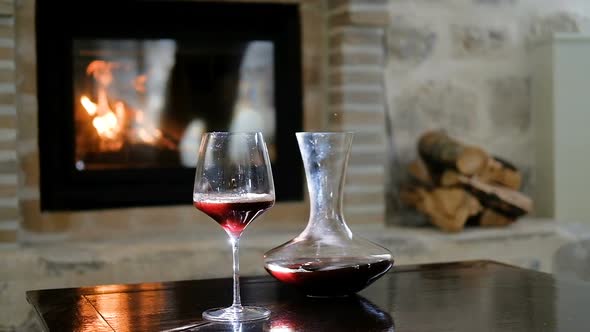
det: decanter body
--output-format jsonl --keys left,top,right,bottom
{"left": 264, "top": 132, "right": 393, "bottom": 297}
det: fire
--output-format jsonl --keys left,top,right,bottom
{"left": 79, "top": 60, "right": 169, "bottom": 151}
{"left": 80, "top": 96, "right": 97, "bottom": 116}
{"left": 92, "top": 111, "right": 118, "bottom": 138}
{"left": 79, "top": 95, "right": 124, "bottom": 140}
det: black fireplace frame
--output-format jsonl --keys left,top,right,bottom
{"left": 36, "top": 1, "right": 304, "bottom": 211}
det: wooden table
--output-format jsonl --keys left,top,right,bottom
{"left": 26, "top": 260, "right": 590, "bottom": 331}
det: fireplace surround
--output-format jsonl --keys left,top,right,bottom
{"left": 36, "top": 1, "right": 304, "bottom": 211}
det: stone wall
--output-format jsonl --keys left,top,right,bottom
{"left": 7, "top": 0, "right": 332, "bottom": 245}
{"left": 384, "top": 0, "right": 590, "bottom": 224}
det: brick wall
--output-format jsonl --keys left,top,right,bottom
{"left": 327, "top": 0, "right": 390, "bottom": 224}
{"left": 0, "top": 0, "right": 16, "bottom": 246}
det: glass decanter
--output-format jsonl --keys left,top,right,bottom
{"left": 264, "top": 132, "right": 394, "bottom": 297}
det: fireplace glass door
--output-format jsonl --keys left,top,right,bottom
{"left": 73, "top": 39, "right": 276, "bottom": 170}
{"left": 36, "top": 1, "right": 303, "bottom": 210}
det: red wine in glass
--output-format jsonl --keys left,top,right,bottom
{"left": 193, "top": 132, "right": 275, "bottom": 322}
{"left": 265, "top": 257, "right": 393, "bottom": 297}
{"left": 194, "top": 194, "right": 275, "bottom": 237}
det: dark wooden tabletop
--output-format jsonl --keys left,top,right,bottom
{"left": 26, "top": 260, "right": 590, "bottom": 332}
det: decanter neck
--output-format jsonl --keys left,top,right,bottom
{"left": 297, "top": 132, "right": 354, "bottom": 237}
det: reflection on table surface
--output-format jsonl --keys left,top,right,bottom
{"left": 26, "top": 260, "right": 590, "bottom": 332}
{"left": 160, "top": 295, "right": 393, "bottom": 332}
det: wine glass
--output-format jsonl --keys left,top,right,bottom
{"left": 193, "top": 132, "right": 275, "bottom": 322}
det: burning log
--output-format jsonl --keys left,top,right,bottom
{"left": 401, "top": 131, "right": 533, "bottom": 232}
{"left": 78, "top": 59, "right": 177, "bottom": 155}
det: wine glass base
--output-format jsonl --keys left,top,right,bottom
{"left": 202, "top": 305, "right": 271, "bottom": 322}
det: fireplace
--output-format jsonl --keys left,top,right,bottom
{"left": 36, "top": 1, "right": 304, "bottom": 211}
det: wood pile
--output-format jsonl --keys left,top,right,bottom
{"left": 400, "top": 130, "right": 533, "bottom": 232}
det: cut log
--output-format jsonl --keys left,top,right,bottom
{"left": 457, "top": 175, "right": 533, "bottom": 218}
{"left": 431, "top": 187, "right": 483, "bottom": 217}
{"left": 428, "top": 188, "right": 482, "bottom": 233}
{"left": 440, "top": 169, "right": 462, "bottom": 187}
{"left": 440, "top": 170, "right": 529, "bottom": 217}
{"left": 478, "top": 157, "right": 522, "bottom": 190}
{"left": 399, "top": 186, "right": 428, "bottom": 208}
{"left": 401, "top": 130, "right": 532, "bottom": 232}
{"left": 407, "top": 159, "right": 434, "bottom": 186}
{"left": 478, "top": 208, "right": 515, "bottom": 227}
{"left": 418, "top": 130, "right": 489, "bottom": 176}
{"left": 402, "top": 186, "right": 482, "bottom": 233}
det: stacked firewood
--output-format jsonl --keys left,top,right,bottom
{"left": 400, "top": 130, "right": 533, "bottom": 233}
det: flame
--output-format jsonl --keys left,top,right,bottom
{"left": 86, "top": 60, "right": 116, "bottom": 86}
{"left": 92, "top": 112, "right": 119, "bottom": 139}
{"left": 80, "top": 96, "right": 97, "bottom": 115}
{"left": 79, "top": 59, "right": 170, "bottom": 152}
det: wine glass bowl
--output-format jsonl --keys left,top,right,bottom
{"left": 193, "top": 132, "right": 275, "bottom": 322}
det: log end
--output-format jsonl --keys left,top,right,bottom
{"left": 457, "top": 146, "right": 488, "bottom": 175}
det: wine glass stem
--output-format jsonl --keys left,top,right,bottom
{"left": 230, "top": 236, "right": 242, "bottom": 309}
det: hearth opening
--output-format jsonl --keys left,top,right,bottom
{"left": 73, "top": 40, "right": 276, "bottom": 170}
{"left": 36, "top": 1, "right": 303, "bottom": 211}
